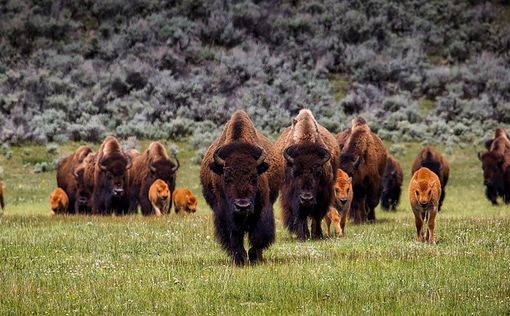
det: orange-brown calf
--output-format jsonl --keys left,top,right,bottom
{"left": 49, "top": 188, "right": 69, "bottom": 215}
{"left": 408, "top": 167, "right": 441, "bottom": 244}
{"left": 324, "top": 169, "right": 352, "bottom": 237}
{"left": 173, "top": 188, "right": 198, "bottom": 214}
{"left": 148, "top": 179, "right": 171, "bottom": 216}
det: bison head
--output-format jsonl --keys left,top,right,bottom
{"left": 478, "top": 151, "right": 505, "bottom": 188}
{"left": 99, "top": 153, "right": 131, "bottom": 197}
{"left": 283, "top": 143, "right": 331, "bottom": 207}
{"left": 209, "top": 142, "right": 268, "bottom": 216}
{"left": 381, "top": 169, "right": 397, "bottom": 195}
{"left": 74, "top": 167, "right": 94, "bottom": 210}
{"left": 334, "top": 169, "right": 352, "bottom": 208}
{"left": 339, "top": 153, "right": 363, "bottom": 177}
{"left": 413, "top": 180, "right": 436, "bottom": 208}
{"left": 148, "top": 154, "right": 179, "bottom": 190}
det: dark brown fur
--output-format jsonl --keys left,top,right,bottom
{"left": 275, "top": 109, "right": 340, "bottom": 240}
{"left": 380, "top": 155, "right": 403, "bottom": 211}
{"left": 93, "top": 136, "right": 131, "bottom": 215}
{"left": 73, "top": 152, "right": 96, "bottom": 214}
{"left": 338, "top": 117, "right": 387, "bottom": 223}
{"left": 56, "top": 146, "right": 93, "bottom": 214}
{"left": 200, "top": 110, "right": 281, "bottom": 266}
{"left": 127, "top": 142, "right": 179, "bottom": 215}
{"left": 0, "top": 180, "right": 4, "bottom": 210}
{"left": 411, "top": 146, "right": 449, "bottom": 211}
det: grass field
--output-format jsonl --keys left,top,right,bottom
{"left": 0, "top": 141, "right": 509, "bottom": 315}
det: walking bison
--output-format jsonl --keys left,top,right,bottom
{"left": 148, "top": 179, "right": 171, "bottom": 216}
{"left": 200, "top": 110, "right": 281, "bottom": 265}
{"left": 324, "top": 168, "right": 352, "bottom": 237}
{"left": 49, "top": 188, "right": 69, "bottom": 215}
{"left": 380, "top": 155, "right": 403, "bottom": 211}
{"left": 276, "top": 109, "right": 339, "bottom": 240}
{"left": 93, "top": 136, "right": 131, "bottom": 215}
{"left": 337, "top": 117, "right": 387, "bottom": 223}
{"left": 127, "top": 142, "right": 179, "bottom": 215}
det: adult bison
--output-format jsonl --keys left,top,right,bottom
{"left": 93, "top": 136, "right": 131, "bottom": 215}
{"left": 337, "top": 117, "right": 387, "bottom": 223}
{"left": 380, "top": 155, "right": 403, "bottom": 211}
{"left": 127, "top": 142, "right": 179, "bottom": 215}
{"left": 411, "top": 146, "right": 449, "bottom": 211}
{"left": 478, "top": 128, "right": 510, "bottom": 205}
{"left": 200, "top": 110, "right": 282, "bottom": 266}
{"left": 276, "top": 109, "right": 339, "bottom": 240}
{"left": 57, "top": 145, "right": 93, "bottom": 214}
{"left": 73, "top": 152, "right": 96, "bottom": 214}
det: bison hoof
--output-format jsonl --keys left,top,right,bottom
{"left": 248, "top": 248, "right": 263, "bottom": 264}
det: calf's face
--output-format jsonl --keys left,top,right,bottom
{"left": 414, "top": 181, "right": 434, "bottom": 207}
{"left": 334, "top": 171, "right": 352, "bottom": 207}
{"left": 209, "top": 143, "right": 268, "bottom": 216}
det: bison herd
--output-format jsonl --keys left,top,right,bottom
{"left": 0, "top": 109, "right": 507, "bottom": 266}
{"left": 50, "top": 136, "right": 198, "bottom": 217}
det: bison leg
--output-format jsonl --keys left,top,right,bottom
{"left": 414, "top": 212, "right": 424, "bottom": 242}
{"left": 311, "top": 215, "right": 323, "bottom": 239}
{"left": 438, "top": 187, "right": 446, "bottom": 211}
{"left": 324, "top": 216, "right": 331, "bottom": 238}
{"left": 485, "top": 186, "right": 498, "bottom": 205}
{"left": 0, "top": 194, "right": 4, "bottom": 210}
{"left": 214, "top": 212, "right": 246, "bottom": 266}
{"left": 427, "top": 210, "right": 437, "bottom": 244}
{"left": 248, "top": 210, "right": 275, "bottom": 264}
{"left": 140, "top": 195, "right": 153, "bottom": 216}
{"left": 230, "top": 232, "right": 247, "bottom": 266}
{"left": 296, "top": 217, "right": 310, "bottom": 241}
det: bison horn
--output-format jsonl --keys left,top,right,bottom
{"left": 256, "top": 147, "right": 267, "bottom": 166}
{"left": 99, "top": 159, "right": 107, "bottom": 171}
{"left": 213, "top": 147, "right": 225, "bottom": 167}
{"left": 149, "top": 161, "right": 157, "bottom": 173}
{"left": 171, "top": 152, "right": 180, "bottom": 173}
{"left": 283, "top": 146, "right": 295, "bottom": 164}
{"left": 353, "top": 156, "right": 361, "bottom": 169}
{"left": 319, "top": 148, "right": 331, "bottom": 165}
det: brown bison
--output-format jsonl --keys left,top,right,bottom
{"left": 409, "top": 167, "right": 441, "bottom": 244}
{"left": 57, "top": 146, "right": 93, "bottom": 214}
{"left": 276, "top": 109, "right": 340, "bottom": 240}
{"left": 380, "top": 155, "right": 403, "bottom": 211}
{"left": 324, "top": 169, "right": 352, "bottom": 237}
{"left": 0, "top": 180, "right": 4, "bottom": 210}
{"left": 73, "top": 152, "right": 96, "bottom": 214}
{"left": 93, "top": 136, "right": 131, "bottom": 215}
{"left": 148, "top": 179, "right": 171, "bottom": 216}
{"left": 173, "top": 187, "right": 198, "bottom": 214}
{"left": 49, "top": 188, "right": 69, "bottom": 215}
{"left": 127, "top": 142, "right": 179, "bottom": 215}
{"left": 484, "top": 128, "right": 510, "bottom": 150}
{"left": 200, "top": 110, "right": 281, "bottom": 266}
{"left": 337, "top": 117, "right": 387, "bottom": 223}
{"left": 478, "top": 129, "right": 510, "bottom": 204}
{"left": 411, "top": 146, "right": 449, "bottom": 211}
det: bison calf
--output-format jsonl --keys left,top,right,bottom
{"left": 411, "top": 146, "right": 449, "bottom": 211}
{"left": 148, "top": 179, "right": 171, "bottom": 216}
{"left": 324, "top": 169, "right": 352, "bottom": 237}
{"left": 380, "top": 155, "right": 403, "bottom": 211}
{"left": 49, "top": 188, "right": 69, "bottom": 215}
{"left": 173, "top": 188, "right": 197, "bottom": 214}
{"left": 409, "top": 167, "right": 441, "bottom": 244}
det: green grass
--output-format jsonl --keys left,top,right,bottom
{"left": 330, "top": 73, "right": 350, "bottom": 102}
{"left": 0, "top": 141, "right": 509, "bottom": 315}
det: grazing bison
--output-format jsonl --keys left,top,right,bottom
{"left": 73, "top": 152, "right": 96, "bottom": 214}
{"left": 478, "top": 129, "right": 510, "bottom": 205}
{"left": 337, "top": 117, "right": 387, "bottom": 223}
{"left": 0, "top": 180, "right": 4, "bottom": 210}
{"left": 409, "top": 167, "right": 441, "bottom": 244}
{"left": 127, "top": 142, "right": 179, "bottom": 215}
{"left": 173, "top": 188, "right": 197, "bottom": 214}
{"left": 200, "top": 110, "right": 281, "bottom": 265}
{"left": 276, "top": 109, "right": 340, "bottom": 240}
{"left": 411, "top": 146, "right": 449, "bottom": 211}
{"left": 57, "top": 146, "right": 93, "bottom": 214}
{"left": 380, "top": 155, "right": 403, "bottom": 211}
{"left": 49, "top": 188, "right": 69, "bottom": 215}
{"left": 324, "top": 168, "right": 352, "bottom": 237}
{"left": 148, "top": 179, "right": 171, "bottom": 216}
{"left": 93, "top": 136, "right": 131, "bottom": 215}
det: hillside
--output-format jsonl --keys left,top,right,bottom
{"left": 1, "top": 0, "right": 510, "bottom": 154}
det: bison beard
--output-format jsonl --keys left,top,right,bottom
{"left": 280, "top": 143, "right": 333, "bottom": 240}
{"left": 204, "top": 142, "right": 274, "bottom": 266}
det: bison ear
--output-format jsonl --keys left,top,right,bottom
{"left": 257, "top": 162, "right": 269, "bottom": 174}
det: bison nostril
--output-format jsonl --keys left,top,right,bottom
{"left": 234, "top": 199, "right": 251, "bottom": 210}
{"left": 113, "top": 188, "right": 124, "bottom": 196}
{"left": 161, "top": 195, "right": 168, "bottom": 200}
{"left": 299, "top": 193, "right": 314, "bottom": 202}
{"left": 339, "top": 198, "right": 347, "bottom": 204}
